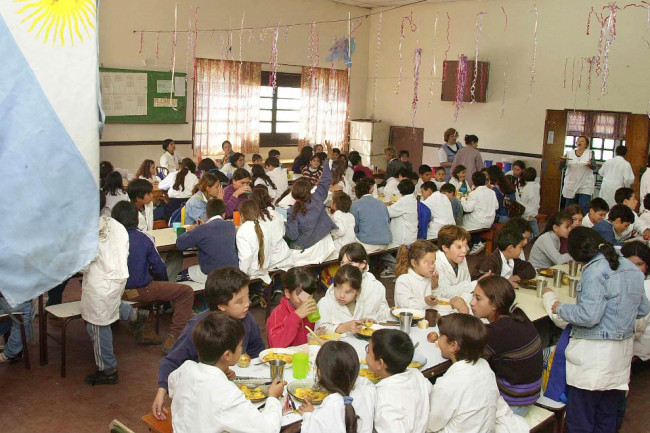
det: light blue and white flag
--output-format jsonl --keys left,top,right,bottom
{"left": 0, "top": 1, "right": 100, "bottom": 306}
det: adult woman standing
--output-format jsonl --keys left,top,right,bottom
{"left": 439, "top": 128, "right": 462, "bottom": 182}
{"left": 451, "top": 134, "right": 483, "bottom": 187}
{"left": 560, "top": 135, "right": 596, "bottom": 214}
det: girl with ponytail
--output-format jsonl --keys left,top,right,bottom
{"left": 551, "top": 227, "right": 650, "bottom": 432}
{"left": 159, "top": 157, "right": 199, "bottom": 214}
{"left": 394, "top": 240, "right": 439, "bottom": 309}
{"left": 298, "top": 341, "right": 375, "bottom": 433}
{"left": 184, "top": 173, "right": 222, "bottom": 225}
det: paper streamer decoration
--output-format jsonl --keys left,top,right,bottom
{"left": 502, "top": 6, "right": 508, "bottom": 31}
{"left": 563, "top": 57, "right": 568, "bottom": 88}
{"left": 412, "top": 48, "right": 422, "bottom": 128}
{"left": 193, "top": 8, "right": 199, "bottom": 79}
{"left": 395, "top": 12, "right": 417, "bottom": 94}
{"left": 454, "top": 54, "right": 468, "bottom": 121}
{"left": 501, "top": 56, "right": 508, "bottom": 118}
{"left": 269, "top": 24, "right": 279, "bottom": 88}
{"left": 441, "top": 12, "right": 451, "bottom": 84}
{"left": 139, "top": 30, "right": 144, "bottom": 54}
{"left": 427, "top": 12, "right": 439, "bottom": 107}
{"left": 528, "top": 4, "right": 538, "bottom": 99}
{"left": 372, "top": 12, "right": 382, "bottom": 118}
{"left": 471, "top": 12, "right": 486, "bottom": 103}
{"left": 154, "top": 31, "right": 160, "bottom": 67}
{"left": 308, "top": 22, "right": 320, "bottom": 81}
{"left": 170, "top": 4, "right": 177, "bottom": 101}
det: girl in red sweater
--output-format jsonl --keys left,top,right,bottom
{"left": 266, "top": 267, "right": 318, "bottom": 348}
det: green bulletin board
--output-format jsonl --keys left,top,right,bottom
{"left": 100, "top": 67, "right": 187, "bottom": 124}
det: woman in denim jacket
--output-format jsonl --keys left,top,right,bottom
{"left": 551, "top": 226, "right": 650, "bottom": 433}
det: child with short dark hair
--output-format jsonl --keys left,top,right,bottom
{"left": 415, "top": 164, "right": 432, "bottom": 192}
{"left": 268, "top": 149, "right": 281, "bottom": 158}
{"left": 614, "top": 187, "right": 650, "bottom": 241}
{"left": 472, "top": 227, "right": 536, "bottom": 285}
{"left": 251, "top": 153, "right": 263, "bottom": 165}
{"left": 350, "top": 178, "right": 391, "bottom": 253}
{"left": 382, "top": 167, "right": 410, "bottom": 203}
{"left": 581, "top": 197, "right": 610, "bottom": 228}
{"left": 436, "top": 225, "right": 478, "bottom": 298}
{"left": 593, "top": 203, "right": 635, "bottom": 246}
{"left": 449, "top": 164, "right": 469, "bottom": 194}
{"left": 127, "top": 178, "right": 155, "bottom": 231}
{"left": 387, "top": 179, "right": 418, "bottom": 247}
{"left": 641, "top": 193, "right": 650, "bottom": 227}
{"left": 349, "top": 152, "right": 373, "bottom": 178}
{"left": 169, "top": 312, "right": 285, "bottom": 433}
{"left": 433, "top": 166, "right": 447, "bottom": 190}
{"left": 420, "top": 181, "right": 455, "bottom": 240}
{"left": 367, "top": 329, "right": 432, "bottom": 433}
{"left": 460, "top": 171, "right": 498, "bottom": 242}
{"left": 330, "top": 191, "right": 356, "bottom": 255}
{"left": 440, "top": 183, "right": 464, "bottom": 225}
{"left": 398, "top": 150, "right": 413, "bottom": 173}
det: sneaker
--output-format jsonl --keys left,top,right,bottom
{"left": 249, "top": 294, "right": 261, "bottom": 308}
{"left": 0, "top": 352, "right": 9, "bottom": 364}
{"left": 380, "top": 268, "right": 395, "bottom": 279}
{"left": 469, "top": 242, "right": 486, "bottom": 256}
{"left": 128, "top": 308, "right": 149, "bottom": 338}
{"left": 271, "top": 289, "right": 283, "bottom": 304}
{"left": 0, "top": 351, "right": 22, "bottom": 364}
{"left": 84, "top": 368, "right": 118, "bottom": 386}
{"left": 162, "top": 334, "right": 178, "bottom": 355}
{"left": 137, "top": 329, "right": 163, "bottom": 345}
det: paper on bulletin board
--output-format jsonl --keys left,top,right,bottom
{"left": 154, "top": 98, "right": 178, "bottom": 108}
{"left": 157, "top": 80, "right": 172, "bottom": 94}
{"left": 174, "top": 77, "right": 186, "bottom": 96}
{"left": 100, "top": 72, "right": 147, "bottom": 116}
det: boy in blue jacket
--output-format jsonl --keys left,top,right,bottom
{"left": 593, "top": 204, "right": 635, "bottom": 247}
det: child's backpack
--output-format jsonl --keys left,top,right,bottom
{"left": 168, "top": 206, "right": 186, "bottom": 227}
{"left": 417, "top": 200, "right": 431, "bottom": 240}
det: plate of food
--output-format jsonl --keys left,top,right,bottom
{"left": 258, "top": 348, "right": 298, "bottom": 368}
{"left": 517, "top": 279, "right": 538, "bottom": 290}
{"left": 288, "top": 379, "right": 330, "bottom": 405}
{"left": 537, "top": 268, "right": 555, "bottom": 278}
{"left": 232, "top": 377, "right": 270, "bottom": 403}
{"left": 355, "top": 323, "right": 384, "bottom": 340}
{"left": 408, "top": 353, "right": 428, "bottom": 370}
{"left": 358, "top": 367, "right": 382, "bottom": 384}
{"left": 392, "top": 308, "right": 426, "bottom": 325}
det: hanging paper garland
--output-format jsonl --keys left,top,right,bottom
{"left": 395, "top": 12, "right": 417, "bottom": 94}
{"left": 269, "top": 24, "right": 279, "bottom": 88}
{"left": 308, "top": 22, "right": 320, "bottom": 82}
{"left": 528, "top": 4, "right": 539, "bottom": 99}
{"left": 470, "top": 12, "right": 486, "bottom": 103}
{"left": 193, "top": 8, "right": 199, "bottom": 80}
{"left": 441, "top": 12, "right": 451, "bottom": 84}
{"left": 154, "top": 31, "right": 160, "bottom": 67}
{"left": 454, "top": 54, "right": 468, "bottom": 121}
{"left": 372, "top": 12, "right": 382, "bottom": 118}
{"left": 501, "top": 6, "right": 508, "bottom": 31}
{"left": 139, "top": 30, "right": 144, "bottom": 54}
{"left": 500, "top": 56, "right": 508, "bottom": 119}
{"left": 326, "top": 36, "right": 355, "bottom": 68}
{"left": 412, "top": 48, "right": 422, "bottom": 128}
{"left": 170, "top": 4, "right": 178, "bottom": 103}
{"left": 427, "top": 12, "right": 439, "bottom": 107}
{"left": 563, "top": 57, "right": 568, "bottom": 88}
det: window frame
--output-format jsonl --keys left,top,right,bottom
{"left": 259, "top": 71, "right": 301, "bottom": 148}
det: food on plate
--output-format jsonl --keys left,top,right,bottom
{"left": 417, "top": 319, "right": 429, "bottom": 329}
{"left": 358, "top": 327, "right": 374, "bottom": 337}
{"left": 295, "top": 387, "right": 329, "bottom": 401}
{"left": 359, "top": 369, "right": 381, "bottom": 382}
{"left": 262, "top": 350, "right": 293, "bottom": 364}
{"left": 239, "top": 385, "right": 265, "bottom": 400}
{"left": 408, "top": 361, "right": 423, "bottom": 369}
{"left": 318, "top": 333, "right": 341, "bottom": 341}
{"left": 364, "top": 320, "right": 373, "bottom": 328}
{"left": 392, "top": 310, "right": 423, "bottom": 320}
{"left": 237, "top": 354, "right": 251, "bottom": 368}
{"left": 427, "top": 331, "right": 439, "bottom": 343}
{"left": 436, "top": 299, "right": 450, "bottom": 306}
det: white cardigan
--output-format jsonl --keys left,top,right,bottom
{"left": 394, "top": 268, "right": 432, "bottom": 310}
{"left": 434, "top": 250, "right": 477, "bottom": 298}
{"left": 387, "top": 194, "right": 418, "bottom": 247}
{"left": 459, "top": 185, "right": 498, "bottom": 231}
{"left": 159, "top": 170, "right": 199, "bottom": 199}
{"left": 374, "top": 368, "right": 432, "bottom": 433}
{"left": 327, "top": 271, "right": 392, "bottom": 322}
{"left": 316, "top": 284, "right": 389, "bottom": 333}
{"left": 422, "top": 191, "right": 456, "bottom": 240}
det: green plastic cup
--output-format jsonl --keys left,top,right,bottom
{"left": 307, "top": 309, "right": 320, "bottom": 323}
{"left": 292, "top": 353, "right": 309, "bottom": 379}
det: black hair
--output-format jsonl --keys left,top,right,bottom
{"left": 111, "top": 201, "right": 139, "bottom": 229}
{"left": 370, "top": 329, "right": 413, "bottom": 374}
{"left": 472, "top": 171, "right": 487, "bottom": 187}
{"left": 338, "top": 243, "right": 369, "bottom": 266}
{"left": 395, "top": 167, "right": 410, "bottom": 179}
{"left": 103, "top": 171, "right": 126, "bottom": 196}
{"left": 437, "top": 313, "right": 486, "bottom": 363}
{"left": 615, "top": 145, "right": 627, "bottom": 157}
{"left": 283, "top": 266, "right": 318, "bottom": 295}
{"left": 298, "top": 145, "right": 313, "bottom": 160}
{"left": 487, "top": 165, "right": 515, "bottom": 195}
{"left": 397, "top": 179, "right": 415, "bottom": 196}
{"left": 513, "top": 160, "right": 526, "bottom": 170}
{"left": 503, "top": 216, "right": 533, "bottom": 235}
{"left": 418, "top": 164, "right": 432, "bottom": 175}
{"left": 399, "top": 150, "right": 410, "bottom": 158}
{"left": 100, "top": 190, "right": 106, "bottom": 212}
{"left": 355, "top": 178, "right": 375, "bottom": 199}
{"left": 542, "top": 211, "right": 572, "bottom": 235}
{"left": 162, "top": 138, "right": 174, "bottom": 151}
{"left": 229, "top": 152, "right": 245, "bottom": 166}
{"left": 268, "top": 149, "right": 281, "bottom": 158}
{"left": 452, "top": 164, "right": 466, "bottom": 181}
{"left": 231, "top": 168, "right": 251, "bottom": 182}
{"left": 614, "top": 187, "right": 634, "bottom": 205}
{"left": 192, "top": 311, "right": 245, "bottom": 364}
{"left": 420, "top": 181, "right": 437, "bottom": 192}
{"left": 440, "top": 183, "right": 456, "bottom": 194}
{"left": 645, "top": 194, "right": 650, "bottom": 212}
{"left": 621, "top": 241, "right": 650, "bottom": 276}
{"left": 100, "top": 161, "right": 114, "bottom": 188}
{"left": 608, "top": 204, "right": 635, "bottom": 223}
{"left": 333, "top": 191, "right": 352, "bottom": 213}
{"left": 352, "top": 171, "right": 367, "bottom": 183}
{"left": 315, "top": 152, "right": 328, "bottom": 162}
{"left": 332, "top": 148, "right": 341, "bottom": 156}
{"left": 589, "top": 197, "right": 610, "bottom": 212}
{"left": 333, "top": 264, "right": 362, "bottom": 292}
{"left": 127, "top": 179, "right": 153, "bottom": 202}
{"left": 496, "top": 227, "right": 524, "bottom": 251}
{"left": 252, "top": 153, "right": 263, "bottom": 161}
{"left": 348, "top": 153, "right": 361, "bottom": 166}
{"left": 198, "top": 158, "right": 217, "bottom": 172}
{"left": 265, "top": 156, "right": 280, "bottom": 168}
{"left": 206, "top": 198, "right": 226, "bottom": 219}
{"left": 205, "top": 267, "right": 250, "bottom": 310}
{"left": 524, "top": 167, "right": 537, "bottom": 182}
{"left": 464, "top": 134, "right": 479, "bottom": 145}
{"left": 251, "top": 164, "right": 276, "bottom": 190}
{"left": 568, "top": 226, "right": 620, "bottom": 270}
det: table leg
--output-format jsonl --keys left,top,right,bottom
{"left": 39, "top": 295, "right": 48, "bottom": 365}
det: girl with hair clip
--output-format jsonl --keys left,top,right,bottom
{"left": 487, "top": 165, "right": 516, "bottom": 223}
{"left": 159, "top": 158, "right": 199, "bottom": 213}
{"left": 550, "top": 228, "right": 650, "bottom": 432}
{"left": 183, "top": 173, "right": 223, "bottom": 225}
{"left": 529, "top": 211, "right": 573, "bottom": 269}
{"left": 251, "top": 164, "right": 278, "bottom": 200}
{"left": 102, "top": 171, "right": 129, "bottom": 215}
{"left": 621, "top": 241, "right": 650, "bottom": 361}
{"left": 393, "top": 240, "right": 439, "bottom": 309}
{"left": 135, "top": 159, "right": 161, "bottom": 184}
{"left": 286, "top": 158, "right": 337, "bottom": 266}
{"left": 222, "top": 168, "right": 252, "bottom": 219}
{"left": 449, "top": 165, "right": 469, "bottom": 194}
{"left": 453, "top": 275, "right": 543, "bottom": 416}
{"left": 298, "top": 341, "right": 376, "bottom": 433}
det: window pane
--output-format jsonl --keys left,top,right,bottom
{"left": 277, "top": 98, "right": 302, "bottom": 110}
{"left": 602, "top": 150, "right": 614, "bottom": 160}
{"left": 591, "top": 138, "right": 603, "bottom": 148}
{"left": 603, "top": 139, "right": 615, "bottom": 150}
{"left": 620, "top": 140, "right": 626, "bottom": 147}
{"left": 276, "top": 110, "right": 301, "bottom": 122}
{"left": 277, "top": 87, "right": 301, "bottom": 99}
{"left": 565, "top": 136, "right": 575, "bottom": 146}
{"left": 276, "top": 122, "right": 300, "bottom": 133}
{"left": 593, "top": 149, "right": 602, "bottom": 160}
{"left": 260, "top": 98, "right": 274, "bottom": 109}
{"left": 260, "top": 110, "right": 273, "bottom": 121}
{"left": 260, "top": 86, "right": 274, "bottom": 97}
{"left": 260, "top": 122, "right": 272, "bottom": 133}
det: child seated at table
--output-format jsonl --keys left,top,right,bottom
{"left": 614, "top": 187, "right": 650, "bottom": 241}
{"left": 581, "top": 197, "right": 609, "bottom": 228}
{"left": 433, "top": 166, "right": 447, "bottom": 191}
{"left": 301, "top": 154, "right": 324, "bottom": 186}
{"left": 502, "top": 216, "right": 534, "bottom": 260}
{"left": 436, "top": 225, "right": 477, "bottom": 298}
{"left": 127, "top": 178, "right": 155, "bottom": 231}
{"left": 427, "top": 313, "right": 528, "bottom": 433}
{"left": 252, "top": 164, "right": 278, "bottom": 200}
{"left": 316, "top": 265, "right": 381, "bottom": 334}
{"left": 641, "top": 194, "right": 650, "bottom": 227}
{"left": 439, "top": 183, "right": 464, "bottom": 226}
{"left": 152, "top": 267, "right": 266, "bottom": 421}
{"left": 529, "top": 211, "right": 573, "bottom": 269}
{"left": 223, "top": 168, "right": 252, "bottom": 219}
{"left": 329, "top": 191, "right": 356, "bottom": 256}
{"left": 382, "top": 167, "right": 409, "bottom": 203}
{"left": 299, "top": 341, "right": 376, "bottom": 433}
{"left": 184, "top": 173, "right": 223, "bottom": 225}
{"left": 471, "top": 227, "right": 536, "bottom": 285}
{"left": 420, "top": 181, "right": 455, "bottom": 240}
{"left": 394, "top": 240, "right": 439, "bottom": 309}
{"left": 387, "top": 179, "right": 418, "bottom": 248}
{"left": 415, "top": 164, "right": 432, "bottom": 192}
{"left": 367, "top": 329, "right": 432, "bottom": 433}
{"left": 159, "top": 158, "right": 199, "bottom": 215}
{"left": 221, "top": 152, "right": 252, "bottom": 177}
{"left": 102, "top": 170, "right": 129, "bottom": 215}
{"left": 112, "top": 202, "right": 194, "bottom": 353}
{"left": 593, "top": 203, "right": 635, "bottom": 247}
{"left": 620, "top": 241, "right": 650, "bottom": 361}
{"left": 176, "top": 199, "right": 238, "bottom": 284}
{"left": 449, "top": 165, "right": 469, "bottom": 194}
{"left": 264, "top": 156, "right": 289, "bottom": 200}
{"left": 168, "top": 312, "right": 285, "bottom": 433}
{"left": 267, "top": 267, "right": 319, "bottom": 348}
{"left": 460, "top": 172, "right": 499, "bottom": 254}
{"left": 252, "top": 153, "right": 263, "bottom": 165}
{"left": 350, "top": 178, "right": 392, "bottom": 253}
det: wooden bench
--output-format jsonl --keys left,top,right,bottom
{"left": 142, "top": 413, "right": 172, "bottom": 433}
{"left": 526, "top": 405, "right": 558, "bottom": 433}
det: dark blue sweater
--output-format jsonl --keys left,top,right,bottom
{"left": 175, "top": 217, "right": 238, "bottom": 275}
{"left": 125, "top": 229, "right": 167, "bottom": 289}
{"left": 593, "top": 219, "right": 624, "bottom": 246}
{"left": 157, "top": 310, "right": 265, "bottom": 390}
{"left": 350, "top": 195, "right": 391, "bottom": 245}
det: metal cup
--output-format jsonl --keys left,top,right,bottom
{"left": 536, "top": 279, "right": 547, "bottom": 298}
{"left": 569, "top": 279, "right": 578, "bottom": 298}
{"left": 552, "top": 269, "right": 563, "bottom": 288}
{"left": 568, "top": 261, "right": 578, "bottom": 277}
{"left": 399, "top": 312, "right": 413, "bottom": 334}
{"left": 269, "top": 360, "right": 286, "bottom": 381}
{"left": 425, "top": 309, "right": 438, "bottom": 326}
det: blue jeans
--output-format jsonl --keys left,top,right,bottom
{"left": 566, "top": 385, "right": 625, "bottom": 433}
{"left": 85, "top": 302, "right": 133, "bottom": 371}
{"left": 529, "top": 219, "right": 540, "bottom": 238}
{"left": 0, "top": 299, "right": 35, "bottom": 358}
{"left": 565, "top": 193, "right": 591, "bottom": 215}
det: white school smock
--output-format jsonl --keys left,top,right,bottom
{"left": 159, "top": 170, "right": 199, "bottom": 199}
{"left": 641, "top": 169, "right": 650, "bottom": 211}
{"left": 254, "top": 177, "right": 279, "bottom": 200}
{"left": 330, "top": 210, "right": 357, "bottom": 252}
{"left": 387, "top": 194, "right": 418, "bottom": 247}
{"left": 301, "top": 377, "right": 376, "bottom": 433}
{"left": 394, "top": 268, "right": 432, "bottom": 310}
{"left": 518, "top": 181, "right": 540, "bottom": 221}
{"left": 268, "top": 166, "right": 289, "bottom": 198}
{"left": 139, "top": 175, "right": 162, "bottom": 183}
{"left": 137, "top": 202, "right": 155, "bottom": 232}
{"left": 542, "top": 290, "right": 569, "bottom": 329}
{"left": 435, "top": 250, "right": 477, "bottom": 298}
{"left": 562, "top": 149, "right": 595, "bottom": 199}
{"left": 80, "top": 216, "right": 129, "bottom": 326}
{"left": 382, "top": 177, "right": 400, "bottom": 203}
{"left": 103, "top": 191, "right": 129, "bottom": 215}
{"left": 316, "top": 287, "right": 380, "bottom": 334}
{"left": 634, "top": 279, "right": 650, "bottom": 361}
{"left": 565, "top": 337, "right": 634, "bottom": 391}
{"left": 374, "top": 368, "right": 432, "bottom": 433}
{"left": 237, "top": 218, "right": 291, "bottom": 284}
{"left": 221, "top": 162, "right": 252, "bottom": 176}
{"left": 459, "top": 185, "right": 498, "bottom": 232}
{"left": 422, "top": 191, "right": 456, "bottom": 240}
{"left": 581, "top": 213, "right": 595, "bottom": 228}
{"left": 427, "top": 359, "right": 500, "bottom": 433}
{"left": 168, "top": 360, "right": 282, "bottom": 433}
{"left": 159, "top": 151, "right": 182, "bottom": 173}
{"left": 433, "top": 179, "right": 447, "bottom": 191}
{"left": 598, "top": 155, "right": 634, "bottom": 207}
{"left": 327, "top": 271, "right": 392, "bottom": 322}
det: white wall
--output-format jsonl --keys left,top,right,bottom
{"left": 98, "top": 0, "right": 370, "bottom": 173}
{"left": 366, "top": 0, "right": 650, "bottom": 154}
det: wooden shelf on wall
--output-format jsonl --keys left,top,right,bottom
{"left": 441, "top": 60, "right": 489, "bottom": 103}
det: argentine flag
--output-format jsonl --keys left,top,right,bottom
{"left": 0, "top": 1, "right": 100, "bottom": 306}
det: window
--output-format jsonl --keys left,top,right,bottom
{"left": 563, "top": 136, "right": 624, "bottom": 163}
{"left": 260, "top": 72, "right": 301, "bottom": 147}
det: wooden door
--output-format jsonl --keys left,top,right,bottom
{"left": 625, "top": 114, "right": 650, "bottom": 198}
{"left": 539, "top": 110, "right": 568, "bottom": 217}
{"left": 389, "top": 126, "right": 424, "bottom": 170}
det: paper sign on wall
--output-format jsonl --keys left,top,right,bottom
{"left": 154, "top": 98, "right": 178, "bottom": 108}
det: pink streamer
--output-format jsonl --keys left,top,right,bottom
{"left": 471, "top": 12, "right": 486, "bottom": 103}
{"left": 170, "top": 4, "right": 178, "bottom": 104}
{"left": 502, "top": 6, "right": 508, "bottom": 31}
{"left": 154, "top": 32, "right": 160, "bottom": 67}
{"left": 412, "top": 48, "right": 422, "bottom": 128}
{"left": 427, "top": 12, "right": 439, "bottom": 107}
{"left": 193, "top": 8, "right": 199, "bottom": 79}
{"left": 372, "top": 12, "right": 383, "bottom": 117}
{"left": 563, "top": 57, "right": 568, "bottom": 88}
{"left": 139, "top": 30, "right": 144, "bottom": 54}
{"left": 308, "top": 22, "right": 320, "bottom": 81}
{"left": 441, "top": 12, "right": 451, "bottom": 84}
{"left": 454, "top": 54, "right": 468, "bottom": 121}
{"left": 500, "top": 56, "right": 508, "bottom": 118}
{"left": 395, "top": 12, "right": 418, "bottom": 94}
{"left": 269, "top": 24, "right": 279, "bottom": 88}
{"left": 528, "top": 5, "right": 538, "bottom": 99}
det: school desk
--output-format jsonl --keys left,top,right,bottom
{"left": 514, "top": 263, "right": 578, "bottom": 322}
